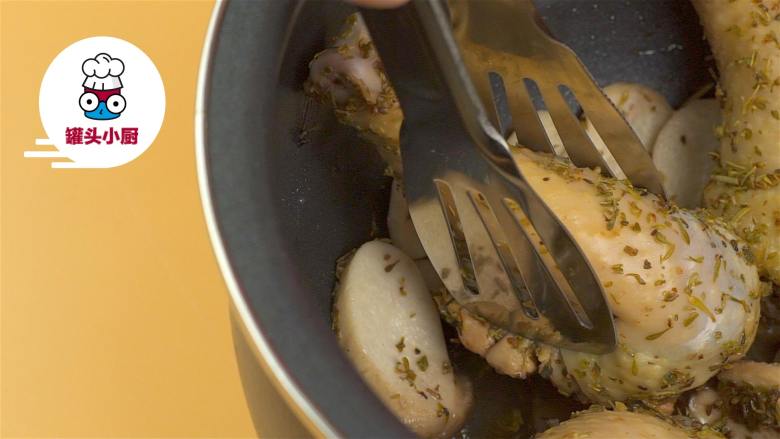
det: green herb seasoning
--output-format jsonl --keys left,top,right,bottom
{"left": 646, "top": 327, "right": 671, "bottom": 340}
{"left": 436, "top": 403, "right": 450, "bottom": 421}
{"left": 652, "top": 230, "right": 676, "bottom": 262}
{"left": 683, "top": 313, "right": 699, "bottom": 327}
{"left": 416, "top": 355, "right": 429, "bottom": 372}
{"left": 713, "top": 255, "right": 722, "bottom": 282}
{"left": 625, "top": 273, "right": 646, "bottom": 285}
{"left": 688, "top": 296, "right": 716, "bottom": 322}
{"left": 395, "top": 357, "right": 417, "bottom": 385}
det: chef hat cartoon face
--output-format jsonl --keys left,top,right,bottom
{"left": 79, "top": 53, "right": 126, "bottom": 120}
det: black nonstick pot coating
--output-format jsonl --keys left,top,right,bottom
{"left": 203, "top": 1, "right": 711, "bottom": 437}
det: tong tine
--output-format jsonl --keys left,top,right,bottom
{"left": 561, "top": 65, "right": 666, "bottom": 193}
{"left": 457, "top": 0, "right": 612, "bottom": 174}
{"left": 436, "top": 176, "right": 594, "bottom": 337}
{"left": 440, "top": 181, "right": 537, "bottom": 315}
{"left": 432, "top": 181, "right": 481, "bottom": 295}
{"left": 486, "top": 72, "right": 555, "bottom": 155}
{"left": 456, "top": 0, "right": 665, "bottom": 195}
{"left": 482, "top": 78, "right": 606, "bottom": 334}
{"left": 463, "top": 188, "right": 540, "bottom": 319}
{"left": 487, "top": 72, "right": 514, "bottom": 140}
{"left": 534, "top": 81, "right": 613, "bottom": 173}
{"left": 434, "top": 158, "right": 601, "bottom": 341}
{"left": 465, "top": 186, "right": 589, "bottom": 329}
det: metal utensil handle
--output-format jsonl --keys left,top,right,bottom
{"left": 360, "top": 1, "right": 515, "bottom": 172}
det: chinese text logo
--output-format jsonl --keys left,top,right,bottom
{"left": 27, "top": 37, "right": 165, "bottom": 168}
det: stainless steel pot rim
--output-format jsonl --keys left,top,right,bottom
{"left": 194, "top": 1, "right": 337, "bottom": 436}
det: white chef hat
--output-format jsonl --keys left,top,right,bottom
{"left": 82, "top": 53, "right": 124, "bottom": 90}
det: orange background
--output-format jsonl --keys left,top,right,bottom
{"left": 1, "top": 1, "right": 307, "bottom": 437}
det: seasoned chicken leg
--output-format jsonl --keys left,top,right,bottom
{"left": 694, "top": 0, "right": 780, "bottom": 285}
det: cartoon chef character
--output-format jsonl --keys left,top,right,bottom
{"left": 79, "top": 53, "right": 126, "bottom": 120}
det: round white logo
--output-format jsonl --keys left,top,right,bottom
{"left": 34, "top": 36, "right": 165, "bottom": 168}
